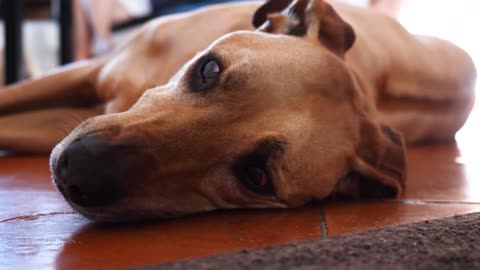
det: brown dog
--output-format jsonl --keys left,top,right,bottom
{"left": 0, "top": 0, "right": 475, "bottom": 222}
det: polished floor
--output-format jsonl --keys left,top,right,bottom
{"left": 1, "top": 139, "right": 480, "bottom": 270}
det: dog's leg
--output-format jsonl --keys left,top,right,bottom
{"left": 0, "top": 106, "right": 102, "bottom": 153}
{"left": 0, "top": 60, "right": 103, "bottom": 115}
{"left": 377, "top": 36, "right": 476, "bottom": 144}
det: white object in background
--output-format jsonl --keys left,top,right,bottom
{"left": 336, "top": 0, "right": 369, "bottom": 7}
{"left": 120, "top": 0, "right": 152, "bottom": 17}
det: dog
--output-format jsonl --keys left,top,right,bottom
{"left": 0, "top": 0, "right": 475, "bottom": 222}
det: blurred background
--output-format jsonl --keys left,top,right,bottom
{"left": 0, "top": 0, "right": 477, "bottom": 152}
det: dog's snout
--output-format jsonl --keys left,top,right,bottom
{"left": 53, "top": 136, "right": 124, "bottom": 208}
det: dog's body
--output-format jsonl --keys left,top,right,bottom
{"left": 0, "top": 0, "right": 475, "bottom": 221}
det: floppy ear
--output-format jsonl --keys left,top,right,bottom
{"left": 252, "top": 0, "right": 356, "bottom": 57}
{"left": 252, "top": 0, "right": 293, "bottom": 28}
{"left": 332, "top": 122, "right": 407, "bottom": 199}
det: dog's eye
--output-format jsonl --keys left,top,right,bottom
{"left": 233, "top": 156, "right": 274, "bottom": 195}
{"left": 233, "top": 139, "right": 285, "bottom": 195}
{"left": 201, "top": 59, "right": 221, "bottom": 82}
{"left": 190, "top": 54, "right": 223, "bottom": 92}
{"left": 242, "top": 166, "right": 273, "bottom": 194}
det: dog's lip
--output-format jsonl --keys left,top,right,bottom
{"left": 66, "top": 202, "right": 129, "bottom": 222}
{"left": 65, "top": 199, "right": 179, "bottom": 223}
{"left": 78, "top": 210, "right": 178, "bottom": 223}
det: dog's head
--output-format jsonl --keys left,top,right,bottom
{"left": 50, "top": 0, "right": 406, "bottom": 222}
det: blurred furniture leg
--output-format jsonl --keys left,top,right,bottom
{"left": 4, "top": 0, "right": 24, "bottom": 85}
{"left": 58, "top": 0, "right": 73, "bottom": 64}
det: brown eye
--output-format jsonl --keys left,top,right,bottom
{"left": 190, "top": 54, "right": 223, "bottom": 92}
{"left": 232, "top": 139, "right": 286, "bottom": 195}
{"left": 201, "top": 59, "right": 221, "bottom": 82}
{"left": 244, "top": 166, "right": 272, "bottom": 193}
{"left": 233, "top": 153, "right": 274, "bottom": 195}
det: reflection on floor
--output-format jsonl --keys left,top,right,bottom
{"left": 1, "top": 144, "right": 480, "bottom": 270}
{"left": 1, "top": 1, "right": 479, "bottom": 270}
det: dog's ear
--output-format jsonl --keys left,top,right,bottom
{"left": 332, "top": 122, "right": 407, "bottom": 199}
{"left": 253, "top": 0, "right": 356, "bottom": 57}
{"left": 253, "top": 0, "right": 293, "bottom": 28}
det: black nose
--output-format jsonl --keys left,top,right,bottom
{"left": 53, "top": 136, "right": 125, "bottom": 207}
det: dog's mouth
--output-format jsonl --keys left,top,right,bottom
{"left": 65, "top": 201, "right": 179, "bottom": 223}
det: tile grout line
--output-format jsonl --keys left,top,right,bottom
{"left": 319, "top": 203, "right": 328, "bottom": 239}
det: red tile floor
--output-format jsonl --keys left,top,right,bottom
{"left": 2, "top": 1, "right": 480, "bottom": 269}
{"left": 1, "top": 139, "right": 480, "bottom": 270}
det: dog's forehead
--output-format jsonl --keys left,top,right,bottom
{"left": 209, "top": 31, "right": 322, "bottom": 61}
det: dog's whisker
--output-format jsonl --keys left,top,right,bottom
{"left": 66, "top": 111, "right": 87, "bottom": 126}
{"left": 57, "top": 120, "right": 76, "bottom": 134}
{"left": 55, "top": 127, "right": 70, "bottom": 137}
